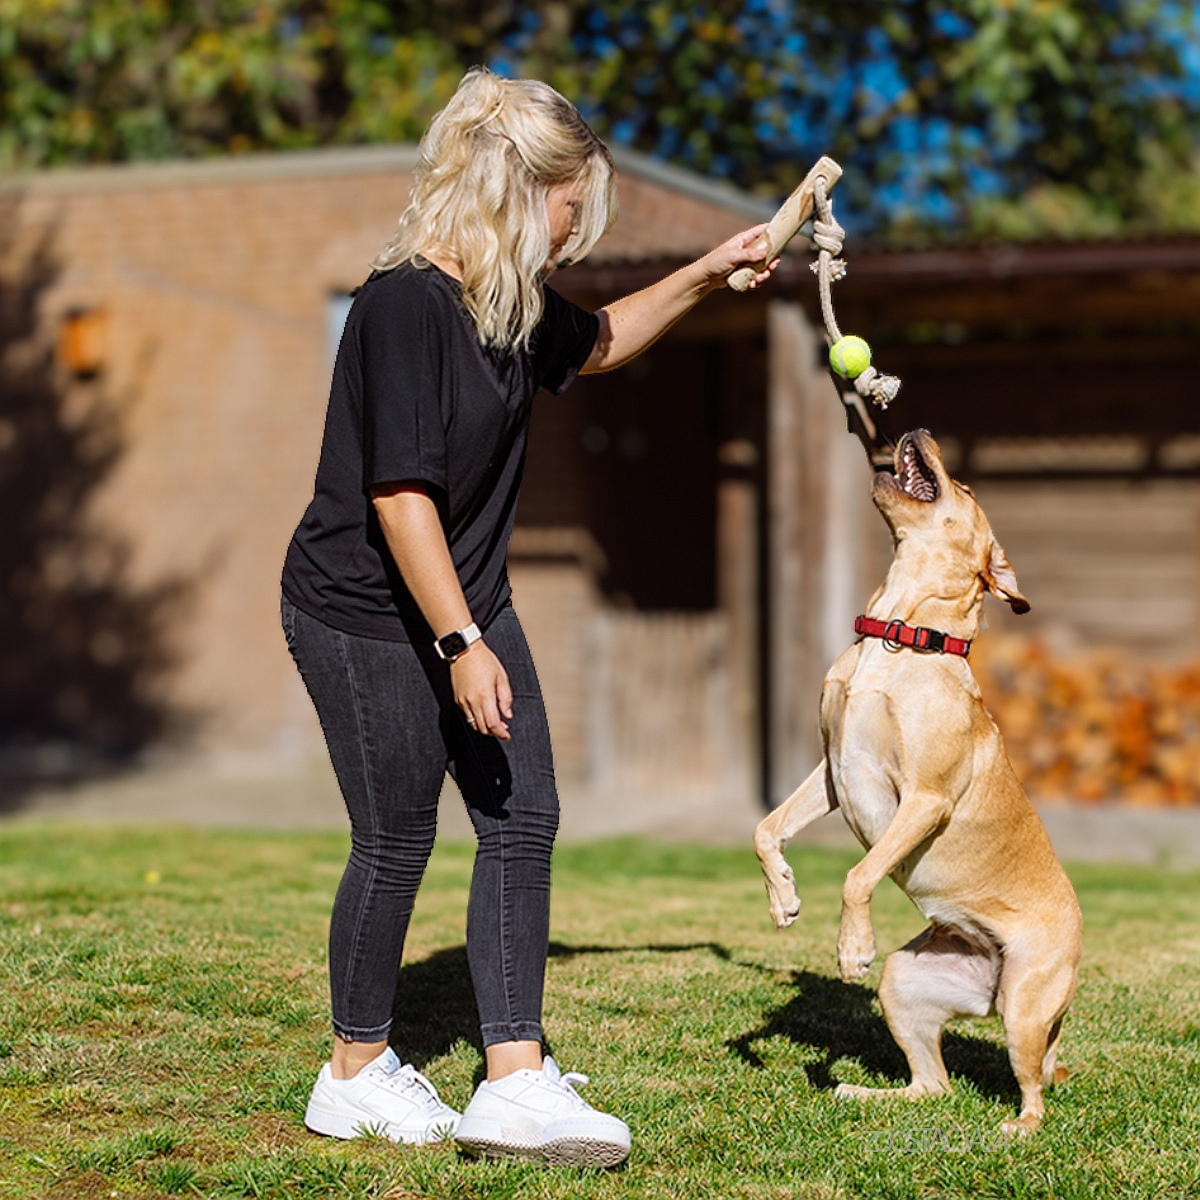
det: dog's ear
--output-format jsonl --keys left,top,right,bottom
{"left": 983, "top": 535, "right": 1030, "bottom": 614}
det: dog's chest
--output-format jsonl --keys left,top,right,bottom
{"left": 825, "top": 684, "right": 902, "bottom": 849}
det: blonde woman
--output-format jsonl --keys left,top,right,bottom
{"left": 281, "top": 67, "right": 776, "bottom": 1167}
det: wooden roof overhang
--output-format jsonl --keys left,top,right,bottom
{"left": 566, "top": 236, "right": 1200, "bottom": 482}
{"left": 830, "top": 240, "right": 1200, "bottom": 479}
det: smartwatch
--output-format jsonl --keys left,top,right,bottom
{"left": 434, "top": 622, "right": 482, "bottom": 662}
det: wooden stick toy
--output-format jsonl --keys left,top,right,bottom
{"left": 727, "top": 156, "right": 842, "bottom": 292}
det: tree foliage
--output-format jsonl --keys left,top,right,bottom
{"left": 0, "top": 0, "right": 464, "bottom": 164}
{"left": 0, "top": 0, "right": 1196, "bottom": 240}
{"left": 507, "top": 0, "right": 1200, "bottom": 239}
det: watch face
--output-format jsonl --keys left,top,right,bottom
{"left": 439, "top": 630, "right": 469, "bottom": 659}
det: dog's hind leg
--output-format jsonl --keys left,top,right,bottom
{"left": 754, "top": 761, "right": 837, "bottom": 929}
{"left": 995, "top": 949, "right": 1078, "bottom": 1136}
{"left": 836, "top": 925, "right": 998, "bottom": 1103}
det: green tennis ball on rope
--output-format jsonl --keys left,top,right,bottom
{"left": 829, "top": 335, "right": 872, "bottom": 379}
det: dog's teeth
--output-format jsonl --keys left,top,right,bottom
{"left": 898, "top": 441, "right": 940, "bottom": 502}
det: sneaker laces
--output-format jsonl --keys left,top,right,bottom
{"left": 367, "top": 1055, "right": 445, "bottom": 1111}
{"left": 541, "top": 1056, "right": 592, "bottom": 1110}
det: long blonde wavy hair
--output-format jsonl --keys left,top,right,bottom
{"left": 372, "top": 68, "right": 617, "bottom": 351}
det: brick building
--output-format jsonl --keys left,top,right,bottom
{"left": 0, "top": 146, "right": 785, "bottom": 828}
{"left": 2, "top": 144, "right": 1199, "bottom": 822}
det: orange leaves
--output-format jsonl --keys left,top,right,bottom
{"left": 974, "top": 635, "right": 1200, "bottom": 806}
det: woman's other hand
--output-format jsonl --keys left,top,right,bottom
{"left": 451, "top": 641, "right": 513, "bottom": 740}
{"left": 370, "top": 483, "right": 511, "bottom": 740}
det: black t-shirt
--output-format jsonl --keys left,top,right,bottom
{"left": 282, "top": 263, "right": 598, "bottom": 641}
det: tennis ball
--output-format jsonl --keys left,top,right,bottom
{"left": 829, "top": 335, "right": 872, "bottom": 379}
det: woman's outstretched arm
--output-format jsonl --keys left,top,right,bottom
{"left": 581, "top": 224, "right": 778, "bottom": 374}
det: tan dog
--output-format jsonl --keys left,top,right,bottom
{"left": 754, "top": 429, "right": 1081, "bottom": 1135}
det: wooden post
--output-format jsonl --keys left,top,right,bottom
{"left": 766, "top": 298, "right": 873, "bottom": 805}
{"left": 717, "top": 437, "right": 759, "bottom": 803}
{"left": 821, "top": 425, "right": 877, "bottom": 669}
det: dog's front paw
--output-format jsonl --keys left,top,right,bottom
{"left": 767, "top": 864, "right": 801, "bottom": 928}
{"left": 769, "top": 890, "right": 801, "bottom": 930}
{"left": 839, "top": 952, "right": 874, "bottom": 982}
{"left": 837, "top": 925, "right": 876, "bottom": 981}
{"left": 761, "top": 860, "right": 801, "bottom": 929}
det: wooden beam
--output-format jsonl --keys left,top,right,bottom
{"left": 766, "top": 299, "right": 848, "bottom": 803}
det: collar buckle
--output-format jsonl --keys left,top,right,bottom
{"left": 915, "top": 626, "right": 945, "bottom": 652}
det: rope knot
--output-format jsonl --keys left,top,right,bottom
{"left": 853, "top": 366, "right": 901, "bottom": 410}
{"left": 812, "top": 216, "right": 845, "bottom": 257}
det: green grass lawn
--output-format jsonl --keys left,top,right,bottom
{"left": 1, "top": 824, "right": 1198, "bottom": 1200}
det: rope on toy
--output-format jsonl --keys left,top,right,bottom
{"left": 810, "top": 175, "right": 901, "bottom": 411}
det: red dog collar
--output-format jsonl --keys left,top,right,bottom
{"left": 854, "top": 616, "right": 971, "bottom": 657}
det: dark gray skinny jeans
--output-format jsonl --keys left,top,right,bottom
{"left": 281, "top": 594, "right": 559, "bottom": 1047}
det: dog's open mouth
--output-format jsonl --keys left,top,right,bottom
{"left": 898, "top": 437, "right": 940, "bottom": 502}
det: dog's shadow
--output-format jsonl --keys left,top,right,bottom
{"left": 728, "top": 969, "right": 1019, "bottom": 1106}
{"left": 388, "top": 945, "right": 1017, "bottom": 1106}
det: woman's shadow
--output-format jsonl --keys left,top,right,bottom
{"left": 386, "top": 945, "right": 483, "bottom": 1068}
{"left": 386, "top": 939, "right": 733, "bottom": 1075}
{"left": 728, "top": 968, "right": 1019, "bottom": 1105}
{"left": 384, "top": 941, "right": 629, "bottom": 1069}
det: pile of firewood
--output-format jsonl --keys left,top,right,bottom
{"left": 972, "top": 635, "right": 1200, "bottom": 806}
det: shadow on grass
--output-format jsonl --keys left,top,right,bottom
{"left": 388, "top": 939, "right": 734, "bottom": 1070}
{"left": 390, "top": 941, "right": 1016, "bottom": 1108}
{"left": 728, "top": 969, "right": 1019, "bottom": 1106}
{"left": 548, "top": 940, "right": 733, "bottom": 962}
{"left": 388, "top": 946, "right": 482, "bottom": 1068}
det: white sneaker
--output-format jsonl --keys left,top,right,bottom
{"left": 304, "top": 1047, "right": 460, "bottom": 1144}
{"left": 454, "top": 1056, "right": 630, "bottom": 1167}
